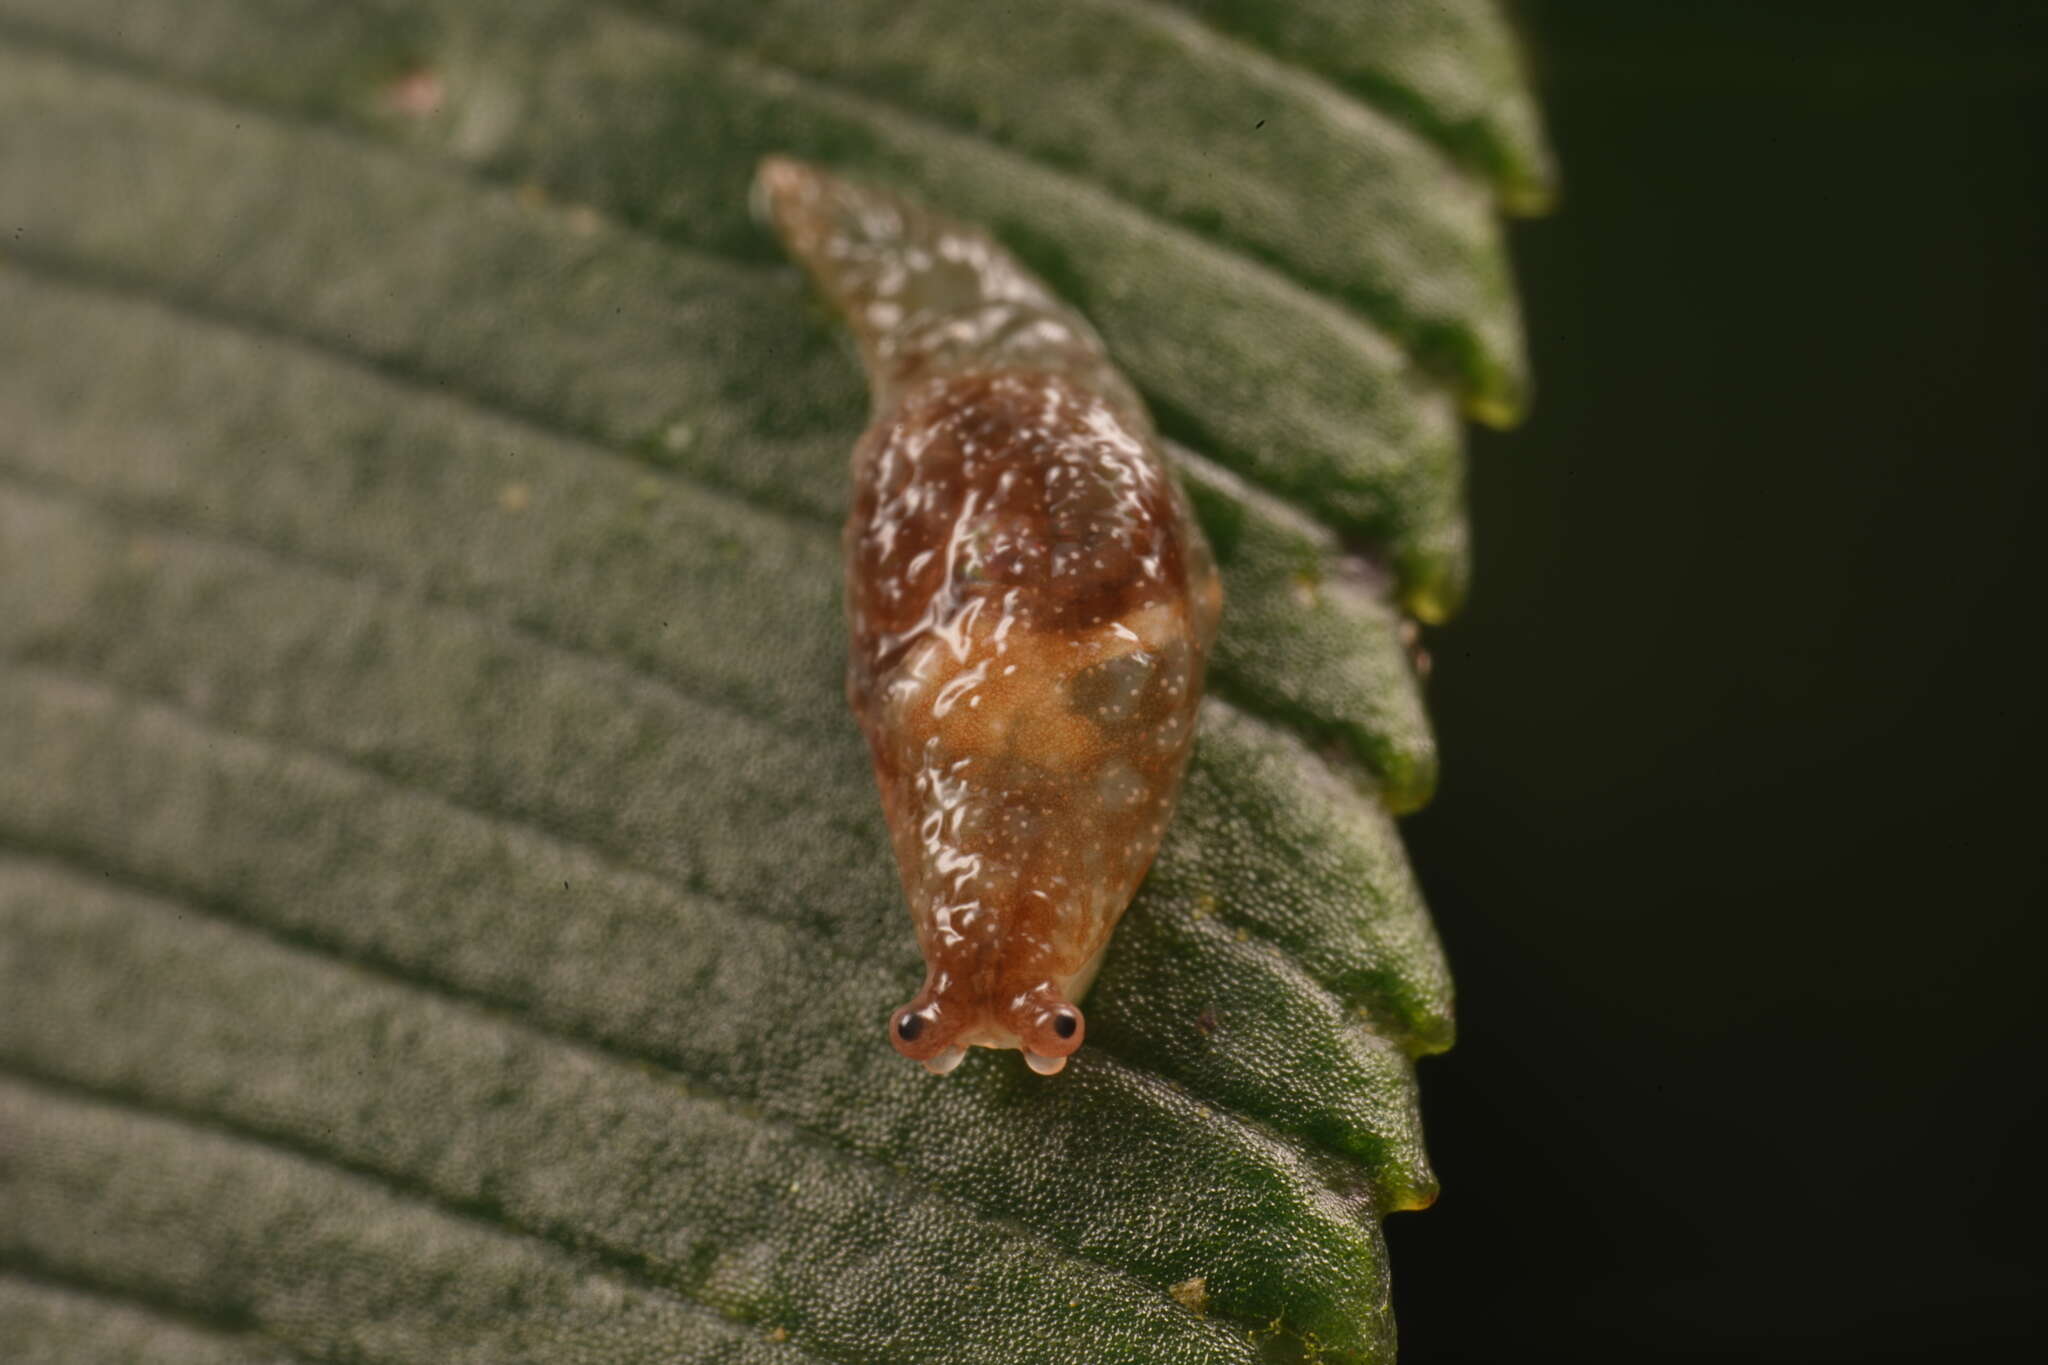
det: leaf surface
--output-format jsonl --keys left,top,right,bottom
{"left": 0, "top": 3, "right": 1543, "bottom": 1361}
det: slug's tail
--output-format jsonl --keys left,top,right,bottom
{"left": 752, "top": 157, "right": 1139, "bottom": 418}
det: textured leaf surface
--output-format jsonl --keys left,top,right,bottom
{"left": 1161, "top": 0, "right": 1556, "bottom": 216}
{"left": 0, "top": 2, "right": 1543, "bottom": 1361}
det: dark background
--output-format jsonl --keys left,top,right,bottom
{"left": 1390, "top": 3, "right": 2047, "bottom": 1360}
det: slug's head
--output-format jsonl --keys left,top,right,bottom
{"left": 888, "top": 974, "right": 1086, "bottom": 1077}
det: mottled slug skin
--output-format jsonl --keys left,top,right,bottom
{"left": 757, "top": 159, "right": 1221, "bottom": 1075}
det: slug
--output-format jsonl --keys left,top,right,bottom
{"left": 756, "top": 158, "right": 1222, "bottom": 1076}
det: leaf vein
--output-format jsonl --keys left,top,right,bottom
{"left": 0, "top": 477, "right": 1401, "bottom": 1047}
{"left": 607, "top": 0, "right": 1462, "bottom": 361}
{"left": 0, "top": 1063, "right": 849, "bottom": 1365}
{"left": 0, "top": 656, "right": 1387, "bottom": 1224}
{"left": 0, "top": 457, "right": 811, "bottom": 741}
{"left": 1109, "top": 0, "right": 1470, "bottom": 168}
{"left": 0, "top": 767, "right": 1266, "bottom": 1342}
{"left": 0, "top": 20, "right": 1401, "bottom": 559}
{"left": 0, "top": 1263, "right": 313, "bottom": 1364}
{"left": 0, "top": 258, "right": 1392, "bottom": 789}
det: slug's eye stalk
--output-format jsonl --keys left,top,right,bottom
{"left": 889, "top": 1000, "right": 964, "bottom": 1074}
{"left": 1017, "top": 999, "right": 1085, "bottom": 1075}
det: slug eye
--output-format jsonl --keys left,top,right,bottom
{"left": 1023, "top": 1001, "right": 1084, "bottom": 1068}
{"left": 889, "top": 1002, "right": 948, "bottom": 1063}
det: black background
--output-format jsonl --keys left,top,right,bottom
{"left": 1389, "top": 3, "right": 2047, "bottom": 1360}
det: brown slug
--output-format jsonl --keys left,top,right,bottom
{"left": 756, "top": 158, "right": 1222, "bottom": 1076}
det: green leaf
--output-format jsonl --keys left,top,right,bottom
{"left": 1158, "top": 0, "right": 1558, "bottom": 217}
{"left": 0, "top": 3, "right": 1542, "bottom": 1362}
